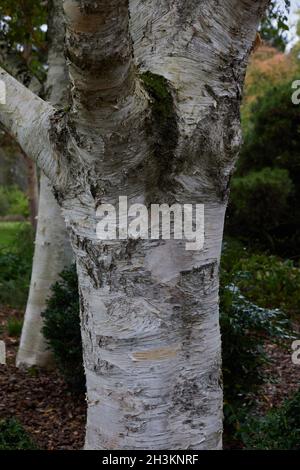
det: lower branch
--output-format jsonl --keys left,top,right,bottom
{"left": 0, "top": 67, "right": 64, "bottom": 186}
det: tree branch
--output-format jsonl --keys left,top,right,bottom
{"left": 0, "top": 67, "right": 62, "bottom": 184}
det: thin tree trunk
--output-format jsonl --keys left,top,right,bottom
{"left": 17, "top": 0, "right": 72, "bottom": 367}
{"left": 1, "top": 8, "right": 71, "bottom": 367}
{"left": 17, "top": 173, "right": 72, "bottom": 367}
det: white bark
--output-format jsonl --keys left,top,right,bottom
{"left": 76, "top": 206, "right": 226, "bottom": 450}
{"left": 17, "top": 0, "right": 72, "bottom": 368}
{"left": 0, "top": 67, "right": 63, "bottom": 183}
{"left": 0, "top": 0, "right": 269, "bottom": 450}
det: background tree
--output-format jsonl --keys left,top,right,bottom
{"left": 16, "top": 0, "right": 73, "bottom": 368}
{"left": 0, "top": 0, "right": 48, "bottom": 227}
{"left": 0, "top": 0, "right": 72, "bottom": 367}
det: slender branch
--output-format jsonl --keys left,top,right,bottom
{"left": 0, "top": 67, "right": 62, "bottom": 184}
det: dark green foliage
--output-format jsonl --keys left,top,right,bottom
{"left": 7, "top": 317, "right": 23, "bottom": 337}
{"left": 0, "top": 223, "right": 34, "bottom": 307}
{"left": 241, "top": 388, "right": 300, "bottom": 449}
{"left": 42, "top": 265, "right": 85, "bottom": 392}
{"left": 229, "top": 253, "right": 300, "bottom": 317}
{"left": 221, "top": 239, "right": 300, "bottom": 446}
{"left": 221, "top": 283, "right": 290, "bottom": 402}
{"left": 0, "top": 418, "right": 37, "bottom": 450}
{"left": 0, "top": 0, "right": 47, "bottom": 81}
{"left": 239, "top": 83, "right": 300, "bottom": 175}
{"left": 227, "top": 168, "right": 293, "bottom": 246}
{"left": 227, "top": 80, "right": 300, "bottom": 258}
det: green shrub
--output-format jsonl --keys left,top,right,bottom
{"left": 240, "top": 388, "right": 300, "bottom": 450}
{"left": 220, "top": 282, "right": 291, "bottom": 441}
{"left": 227, "top": 80, "right": 300, "bottom": 257}
{"left": 0, "top": 190, "right": 9, "bottom": 216}
{"left": 227, "top": 168, "right": 293, "bottom": 245}
{"left": 0, "top": 222, "right": 24, "bottom": 248}
{"left": 220, "top": 239, "right": 293, "bottom": 438}
{"left": 221, "top": 239, "right": 300, "bottom": 317}
{"left": 0, "top": 223, "right": 34, "bottom": 308}
{"left": 0, "top": 186, "right": 29, "bottom": 218}
{"left": 7, "top": 317, "right": 23, "bottom": 337}
{"left": 240, "top": 82, "right": 300, "bottom": 178}
{"left": 232, "top": 254, "right": 300, "bottom": 317}
{"left": 221, "top": 283, "right": 290, "bottom": 404}
{"left": 0, "top": 418, "right": 37, "bottom": 450}
{"left": 42, "top": 265, "right": 85, "bottom": 392}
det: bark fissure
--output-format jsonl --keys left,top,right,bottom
{"left": 140, "top": 71, "right": 179, "bottom": 197}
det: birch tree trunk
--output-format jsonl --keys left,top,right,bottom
{"left": 0, "top": 0, "right": 269, "bottom": 449}
{"left": 16, "top": 0, "right": 72, "bottom": 368}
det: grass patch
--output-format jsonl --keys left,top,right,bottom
{"left": 0, "top": 418, "right": 37, "bottom": 450}
{"left": 7, "top": 317, "right": 23, "bottom": 337}
{"left": 0, "top": 223, "right": 34, "bottom": 308}
{"left": 0, "top": 222, "right": 26, "bottom": 250}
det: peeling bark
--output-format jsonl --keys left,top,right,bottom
{"left": 0, "top": 0, "right": 270, "bottom": 450}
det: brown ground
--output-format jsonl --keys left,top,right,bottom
{"left": 0, "top": 306, "right": 86, "bottom": 450}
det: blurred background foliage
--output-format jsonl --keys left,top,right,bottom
{"left": 0, "top": 0, "right": 48, "bottom": 236}
{"left": 260, "top": 0, "right": 291, "bottom": 51}
{"left": 221, "top": 3, "right": 300, "bottom": 447}
{"left": 0, "top": 0, "right": 47, "bottom": 80}
{"left": 227, "top": 12, "right": 300, "bottom": 259}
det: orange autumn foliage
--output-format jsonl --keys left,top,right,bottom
{"left": 244, "top": 44, "right": 297, "bottom": 107}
